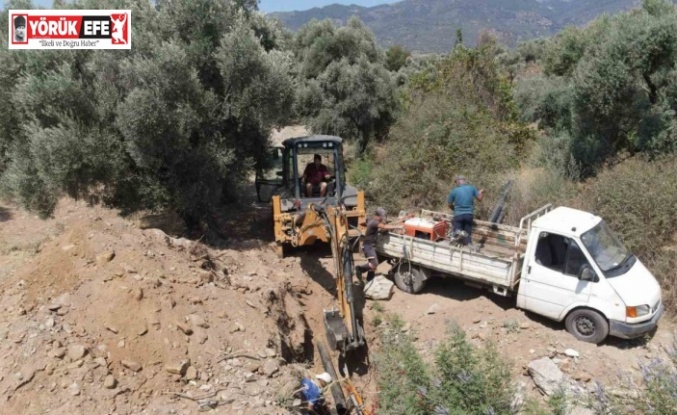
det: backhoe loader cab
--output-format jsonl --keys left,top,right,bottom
{"left": 256, "top": 135, "right": 366, "bottom": 258}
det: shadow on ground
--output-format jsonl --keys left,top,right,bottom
{"left": 294, "top": 243, "right": 337, "bottom": 296}
{"left": 0, "top": 206, "right": 12, "bottom": 222}
{"left": 206, "top": 201, "right": 274, "bottom": 250}
{"left": 522, "top": 310, "right": 657, "bottom": 349}
{"left": 417, "top": 276, "right": 514, "bottom": 311}
{"left": 392, "top": 274, "right": 656, "bottom": 349}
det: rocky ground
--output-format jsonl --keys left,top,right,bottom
{"left": 370, "top": 272, "right": 675, "bottom": 412}
{"left": 0, "top": 195, "right": 674, "bottom": 415}
{"left": 0, "top": 198, "right": 334, "bottom": 415}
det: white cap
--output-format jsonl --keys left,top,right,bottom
{"left": 315, "top": 372, "right": 332, "bottom": 384}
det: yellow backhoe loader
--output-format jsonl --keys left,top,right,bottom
{"left": 255, "top": 136, "right": 366, "bottom": 258}
{"left": 257, "top": 136, "right": 370, "bottom": 414}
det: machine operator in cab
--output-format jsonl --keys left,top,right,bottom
{"left": 301, "top": 154, "right": 332, "bottom": 197}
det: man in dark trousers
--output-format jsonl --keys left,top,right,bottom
{"left": 447, "top": 175, "right": 485, "bottom": 246}
{"left": 355, "top": 208, "right": 403, "bottom": 282}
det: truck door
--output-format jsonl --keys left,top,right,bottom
{"left": 254, "top": 146, "right": 284, "bottom": 203}
{"left": 522, "top": 232, "right": 594, "bottom": 320}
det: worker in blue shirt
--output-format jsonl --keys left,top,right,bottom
{"left": 298, "top": 372, "right": 332, "bottom": 414}
{"left": 447, "top": 175, "right": 485, "bottom": 246}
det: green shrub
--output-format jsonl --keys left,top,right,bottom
{"left": 373, "top": 315, "right": 431, "bottom": 415}
{"left": 512, "top": 1, "right": 677, "bottom": 176}
{"left": 513, "top": 74, "right": 574, "bottom": 131}
{"left": 520, "top": 387, "right": 570, "bottom": 415}
{"left": 365, "top": 44, "right": 535, "bottom": 215}
{"left": 366, "top": 94, "right": 520, "bottom": 214}
{"left": 374, "top": 318, "right": 515, "bottom": 415}
{"left": 499, "top": 166, "right": 579, "bottom": 227}
{"left": 529, "top": 130, "right": 580, "bottom": 180}
{"left": 431, "top": 325, "right": 514, "bottom": 414}
{"left": 347, "top": 156, "right": 374, "bottom": 190}
{"left": 577, "top": 157, "right": 677, "bottom": 253}
{"left": 593, "top": 333, "right": 677, "bottom": 414}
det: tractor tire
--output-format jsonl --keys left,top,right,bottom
{"left": 393, "top": 262, "right": 426, "bottom": 294}
{"left": 565, "top": 309, "right": 609, "bottom": 344}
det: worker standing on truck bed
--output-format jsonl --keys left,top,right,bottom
{"left": 447, "top": 175, "right": 485, "bottom": 246}
{"left": 356, "top": 208, "right": 403, "bottom": 282}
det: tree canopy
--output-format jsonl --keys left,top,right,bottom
{"left": 293, "top": 17, "right": 398, "bottom": 154}
{"left": 513, "top": 0, "right": 677, "bottom": 175}
{"left": 0, "top": 0, "right": 294, "bottom": 226}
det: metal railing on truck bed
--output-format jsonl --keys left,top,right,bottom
{"left": 376, "top": 205, "right": 555, "bottom": 295}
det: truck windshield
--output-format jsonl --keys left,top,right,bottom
{"left": 580, "top": 221, "right": 630, "bottom": 273}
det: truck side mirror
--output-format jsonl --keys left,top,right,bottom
{"left": 579, "top": 265, "right": 596, "bottom": 282}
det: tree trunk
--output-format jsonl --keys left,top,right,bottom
{"left": 180, "top": 211, "right": 202, "bottom": 236}
{"left": 643, "top": 72, "right": 658, "bottom": 105}
{"left": 358, "top": 129, "right": 369, "bottom": 156}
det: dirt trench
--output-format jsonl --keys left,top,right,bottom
{"left": 266, "top": 282, "right": 314, "bottom": 364}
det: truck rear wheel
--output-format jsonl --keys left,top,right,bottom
{"left": 393, "top": 262, "right": 426, "bottom": 294}
{"left": 565, "top": 309, "right": 609, "bottom": 344}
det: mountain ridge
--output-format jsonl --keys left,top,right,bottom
{"left": 270, "top": 0, "right": 643, "bottom": 52}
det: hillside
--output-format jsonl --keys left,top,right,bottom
{"left": 269, "top": 0, "right": 642, "bottom": 51}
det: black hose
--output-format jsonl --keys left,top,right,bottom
{"left": 317, "top": 342, "right": 348, "bottom": 415}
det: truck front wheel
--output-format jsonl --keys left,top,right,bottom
{"left": 565, "top": 309, "right": 609, "bottom": 344}
{"left": 393, "top": 262, "right": 426, "bottom": 294}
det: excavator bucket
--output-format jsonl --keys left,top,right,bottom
{"left": 324, "top": 309, "right": 349, "bottom": 352}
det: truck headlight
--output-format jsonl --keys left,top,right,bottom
{"left": 626, "top": 305, "right": 651, "bottom": 318}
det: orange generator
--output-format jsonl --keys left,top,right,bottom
{"left": 403, "top": 217, "right": 447, "bottom": 241}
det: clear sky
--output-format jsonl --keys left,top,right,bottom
{"left": 259, "top": 0, "right": 399, "bottom": 13}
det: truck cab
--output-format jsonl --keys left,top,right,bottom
{"left": 517, "top": 206, "right": 664, "bottom": 343}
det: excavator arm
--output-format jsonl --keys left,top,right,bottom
{"left": 304, "top": 200, "right": 371, "bottom": 415}
{"left": 307, "top": 202, "right": 366, "bottom": 354}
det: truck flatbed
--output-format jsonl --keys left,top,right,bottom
{"left": 376, "top": 207, "right": 550, "bottom": 295}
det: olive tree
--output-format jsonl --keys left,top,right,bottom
{"left": 293, "top": 17, "right": 397, "bottom": 154}
{"left": 0, "top": 0, "right": 295, "bottom": 228}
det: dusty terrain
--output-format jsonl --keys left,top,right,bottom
{"left": 0, "top": 192, "right": 674, "bottom": 415}
{"left": 0, "top": 197, "right": 336, "bottom": 415}
{"left": 374, "top": 273, "right": 675, "bottom": 396}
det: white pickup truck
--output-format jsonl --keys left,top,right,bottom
{"left": 375, "top": 205, "right": 664, "bottom": 344}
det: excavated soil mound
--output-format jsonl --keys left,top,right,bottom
{"left": 0, "top": 199, "right": 328, "bottom": 415}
